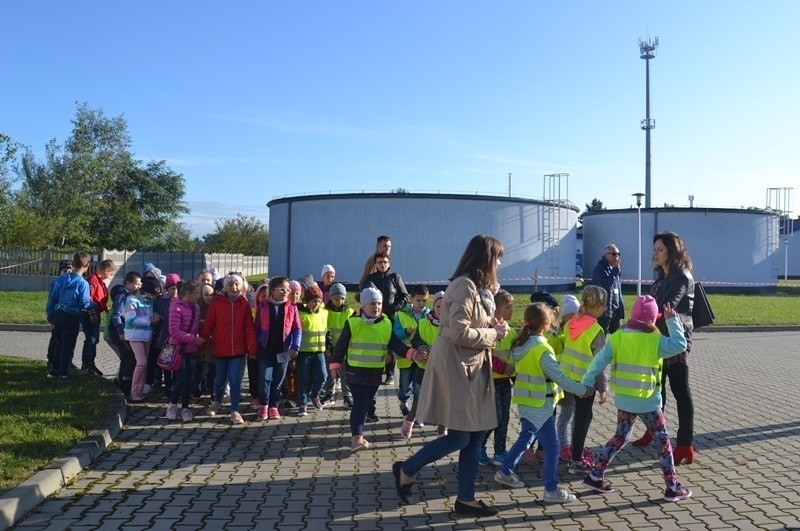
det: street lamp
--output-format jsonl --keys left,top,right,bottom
{"left": 632, "top": 193, "right": 646, "bottom": 296}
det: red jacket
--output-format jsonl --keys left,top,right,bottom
{"left": 200, "top": 293, "right": 257, "bottom": 358}
{"left": 88, "top": 272, "right": 109, "bottom": 313}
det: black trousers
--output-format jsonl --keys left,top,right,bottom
{"left": 661, "top": 359, "right": 694, "bottom": 445}
{"left": 571, "top": 392, "right": 596, "bottom": 461}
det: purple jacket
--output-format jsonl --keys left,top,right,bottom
{"left": 168, "top": 299, "right": 201, "bottom": 354}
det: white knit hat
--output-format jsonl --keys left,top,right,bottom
{"left": 320, "top": 264, "right": 336, "bottom": 277}
{"left": 359, "top": 287, "right": 382, "bottom": 308}
{"left": 562, "top": 294, "right": 580, "bottom": 316}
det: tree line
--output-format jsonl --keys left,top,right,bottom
{"left": 0, "top": 104, "right": 268, "bottom": 255}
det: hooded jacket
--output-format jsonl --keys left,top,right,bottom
{"left": 200, "top": 293, "right": 257, "bottom": 358}
{"left": 46, "top": 272, "right": 94, "bottom": 320}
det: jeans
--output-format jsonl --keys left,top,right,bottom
{"left": 482, "top": 378, "right": 512, "bottom": 455}
{"left": 52, "top": 311, "right": 81, "bottom": 378}
{"left": 397, "top": 365, "right": 418, "bottom": 406}
{"left": 403, "top": 429, "right": 484, "bottom": 501}
{"left": 557, "top": 393, "right": 576, "bottom": 448}
{"left": 661, "top": 360, "right": 694, "bottom": 445}
{"left": 79, "top": 312, "right": 101, "bottom": 367}
{"left": 214, "top": 356, "right": 244, "bottom": 412}
{"left": 502, "top": 416, "right": 559, "bottom": 492}
{"left": 349, "top": 383, "right": 379, "bottom": 436}
{"left": 259, "top": 358, "right": 289, "bottom": 408}
{"left": 296, "top": 352, "right": 327, "bottom": 406}
{"left": 170, "top": 356, "right": 196, "bottom": 409}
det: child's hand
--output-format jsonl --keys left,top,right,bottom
{"left": 581, "top": 386, "right": 595, "bottom": 398}
{"left": 503, "top": 362, "right": 515, "bottom": 376}
{"left": 416, "top": 347, "right": 429, "bottom": 362}
{"left": 662, "top": 302, "right": 676, "bottom": 320}
{"left": 324, "top": 349, "right": 331, "bottom": 358}
{"left": 405, "top": 327, "right": 416, "bottom": 335}
{"left": 194, "top": 336, "right": 205, "bottom": 346}
{"left": 151, "top": 315, "right": 162, "bottom": 324}
{"left": 288, "top": 349, "right": 299, "bottom": 360}
{"left": 598, "top": 391, "right": 608, "bottom": 404}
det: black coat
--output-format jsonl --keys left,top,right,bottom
{"left": 363, "top": 270, "right": 408, "bottom": 318}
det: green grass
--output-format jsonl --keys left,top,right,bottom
{"left": 0, "top": 355, "right": 112, "bottom": 494}
{"left": 0, "top": 291, "right": 47, "bottom": 325}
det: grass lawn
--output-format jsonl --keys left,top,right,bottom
{"left": 0, "top": 355, "right": 112, "bottom": 494}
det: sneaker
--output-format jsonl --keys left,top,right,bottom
{"left": 543, "top": 486, "right": 577, "bottom": 503}
{"left": 366, "top": 412, "right": 380, "bottom": 422}
{"left": 207, "top": 401, "right": 220, "bottom": 416}
{"left": 384, "top": 375, "right": 396, "bottom": 386}
{"left": 583, "top": 473, "right": 614, "bottom": 493}
{"left": 437, "top": 428, "right": 448, "bottom": 438}
{"left": 143, "top": 384, "right": 153, "bottom": 395}
{"left": 258, "top": 406, "right": 269, "bottom": 420}
{"left": 568, "top": 460, "right": 587, "bottom": 475}
{"left": 559, "top": 445, "right": 572, "bottom": 462}
{"left": 494, "top": 469, "right": 525, "bottom": 489}
{"left": 479, "top": 449, "right": 492, "bottom": 467}
{"left": 230, "top": 411, "right": 244, "bottom": 424}
{"left": 582, "top": 447, "right": 594, "bottom": 462}
{"left": 400, "top": 419, "right": 414, "bottom": 439}
{"left": 399, "top": 401, "right": 410, "bottom": 417}
{"left": 521, "top": 448, "right": 541, "bottom": 466}
{"left": 82, "top": 364, "right": 104, "bottom": 376}
{"left": 491, "top": 452, "right": 508, "bottom": 467}
{"left": 664, "top": 484, "right": 692, "bottom": 502}
{"left": 47, "top": 372, "right": 58, "bottom": 379}
{"left": 59, "top": 374, "right": 71, "bottom": 381}
{"left": 181, "top": 409, "right": 193, "bottom": 422}
{"left": 311, "top": 397, "right": 323, "bottom": 411}
{"left": 165, "top": 403, "right": 178, "bottom": 420}
{"left": 414, "top": 420, "right": 424, "bottom": 428}
{"left": 343, "top": 396, "right": 353, "bottom": 409}
{"left": 298, "top": 406, "right": 308, "bottom": 417}
{"left": 267, "top": 407, "right": 281, "bottom": 420}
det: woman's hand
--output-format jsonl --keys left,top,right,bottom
{"left": 662, "top": 302, "right": 676, "bottom": 320}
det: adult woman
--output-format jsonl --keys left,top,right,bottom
{"left": 632, "top": 231, "right": 696, "bottom": 464}
{"left": 393, "top": 235, "right": 510, "bottom": 517}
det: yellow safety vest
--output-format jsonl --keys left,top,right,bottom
{"left": 395, "top": 310, "right": 421, "bottom": 369}
{"left": 560, "top": 321, "right": 603, "bottom": 382}
{"left": 415, "top": 318, "right": 439, "bottom": 370}
{"left": 327, "top": 307, "right": 354, "bottom": 348}
{"left": 492, "top": 328, "right": 518, "bottom": 379}
{"left": 347, "top": 317, "right": 392, "bottom": 369}
{"left": 299, "top": 308, "right": 328, "bottom": 352}
{"left": 512, "top": 342, "right": 564, "bottom": 407}
{"left": 608, "top": 331, "right": 662, "bottom": 398}
{"left": 544, "top": 326, "right": 565, "bottom": 361}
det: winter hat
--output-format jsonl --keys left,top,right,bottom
{"left": 329, "top": 283, "right": 347, "bottom": 299}
{"left": 561, "top": 294, "right": 580, "bottom": 316}
{"left": 214, "top": 278, "right": 225, "bottom": 292}
{"left": 304, "top": 289, "right": 323, "bottom": 304}
{"left": 288, "top": 280, "right": 302, "bottom": 294}
{"left": 141, "top": 277, "right": 162, "bottom": 296}
{"left": 320, "top": 264, "right": 336, "bottom": 278}
{"left": 359, "top": 287, "right": 382, "bottom": 308}
{"left": 164, "top": 273, "right": 181, "bottom": 289}
{"left": 631, "top": 295, "right": 660, "bottom": 325}
{"left": 299, "top": 274, "right": 317, "bottom": 291}
{"left": 530, "top": 290, "right": 559, "bottom": 309}
{"left": 433, "top": 291, "right": 445, "bottom": 304}
{"left": 58, "top": 259, "right": 72, "bottom": 272}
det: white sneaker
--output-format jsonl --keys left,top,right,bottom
{"left": 165, "top": 403, "right": 178, "bottom": 421}
{"left": 543, "top": 486, "right": 577, "bottom": 503}
{"left": 181, "top": 409, "right": 193, "bottom": 422}
{"left": 230, "top": 411, "right": 244, "bottom": 424}
{"left": 207, "top": 401, "right": 220, "bottom": 416}
{"left": 494, "top": 469, "right": 525, "bottom": 489}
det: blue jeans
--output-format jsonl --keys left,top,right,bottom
{"left": 397, "top": 365, "right": 419, "bottom": 406}
{"left": 402, "top": 429, "right": 484, "bottom": 502}
{"left": 502, "top": 416, "right": 559, "bottom": 492}
{"left": 214, "top": 357, "right": 244, "bottom": 412}
{"left": 296, "top": 352, "right": 327, "bottom": 406}
{"left": 79, "top": 312, "right": 101, "bottom": 367}
{"left": 259, "top": 358, "right": 289, "bottom": 408}
{"left": 170, "top": 356, "right": 196, "bottom": 409}
{"left": 349, "top": 383, "right": 379, "bottom": 436}
{"left": 482, "top": 378, "right": 512, "bottom": 455}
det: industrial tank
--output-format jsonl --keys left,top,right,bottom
{"left": 267, "top": 193, "right": 579, "bottom": 292}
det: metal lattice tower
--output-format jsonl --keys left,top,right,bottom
{"left": 542, "top": 173, "right": 570, "bottom": 277}
{"left": 766, "top": 187, "right": 793, "bottom": 278}
{"left": 639, "top": 36, "right": 658, "bottom": 208}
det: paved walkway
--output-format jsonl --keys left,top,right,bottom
{"left": 3, "top": 330, "right": 800, "bottom": 530}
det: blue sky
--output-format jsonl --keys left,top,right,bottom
{"left": 2, "top": 2, "right": 797, "bottom": 236}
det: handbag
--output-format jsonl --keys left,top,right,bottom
{"left": 692, "top": 282, "right": 715, "bottom": 329}
{"left": 157, "top": 305, "right": 196, "bottom": 371}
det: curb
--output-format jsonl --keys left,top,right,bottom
{"left": 0, "top": 324, "right": 51, "bottom": 333}
{"left": 0, "top": 379, "right": 128, "bottom": 531}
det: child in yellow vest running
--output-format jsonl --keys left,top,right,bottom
{"left": 494, "top": 303, "right": 590, "bottom": 503}
{"left": 321, "top": 283, "right": 354, "bottom": 407}
{"left": 393, "top": 284, "right": 430, "bottom": 421}
{"left": 559, "top": 285, "right": 609, "bottom": 475}
{"left": 479, "top": 290, "right": 517, "bottom": 467}
{"left": 580, "top": 296, "right": 692, "bottom": 502}
{"left": 296, "top": 289, "right": 329, "bottom": 416}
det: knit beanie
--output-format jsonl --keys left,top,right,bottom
{"left": 288, "top": 280, "right": 302, "bottom": 294}
{"left": 561, "top": 294, "right": 580, "bottom": 316}
{"left": 164, "top": 273, "right": 181, "bottom": 289}
{"left": 631, "top": 295, "right": 659, "bottom": 324}
{"left": 320, "top": 264, "right": 336, "bottom": 278}
{"left": 359, "top": 287, "right": 382, "bottom": 308}
{"left": 304, "top": 288, "right": 323, "bottom": 304}
{"left": 433, "top": 291, "right": 445, "bottom": 305}
{"left": 329, "top": 283, "right": 347, "bottom": 299}
{"left": 141, "top": 277, "right": 162, "bottom": 296}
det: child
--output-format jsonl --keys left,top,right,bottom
{"left": 200, "top": 273, "right": 258, "bottom": 424}
{"left": 123, "top": 277, "right": 162, "bottom": 401}
{"left": 319, "top": 264, "right": 336, "bottom": 303}
{"left": 559, "top": 286, "right": 609, "bottom": 475}
{"left": 281, "top": 280, "right": 304, "bottom": 406}
{"left": 108, "top": 271, "right": 142, "bottom": 396}
{"left": 581, "top": 296, "right": 692, "bottom": 502}
{"left": 46, "top": 251, "right": 96, "bottom": 380}
{"left": 480, "top": 289, "right": 518, "bottom": 466}
{"left": 322, "top": 283, "right": 354, "bottom": 407}
{"left": 247, "top": 283, "right": 270, "bottom": 410}
{"left": 296, "top": 288, "right": 329, "bottom": 416}
{"left": 329, "top": 287, "right": 407, "bottom": 451}
{"left": 166, "top": 280, "right": 204, "bottom": 422}
{"left": 81, "top": 259, "right": 116, "bottom": 376}
{"left": 494, "top": 302, "right": 589, "bottom": 503}
{"left": 393, "top": 284, "right": 430, "bottom": 420}
{"left": 555, "top": 294, "right": 586, "bottom": 462}
{"left": 254, "top": 276, "right": 302, "bottom": 420}
{"left": 193, "top": 283, "right": 216, "bottom": 399}
{"left": 47, "top": 259, "right": 73, "bottom": 369}
{"left": 151, "top": 273, "right": 181, "bottom": 399}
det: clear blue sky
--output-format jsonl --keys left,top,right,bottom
{"left": 2, "top": 2, "right": 797, "bottom": 236}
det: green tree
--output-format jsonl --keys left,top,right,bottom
{"left": 148, "top": 221, "right": 201, "bottom": 252}
{"left": 0, "top": 133, "right": 19, "bottom": 205}
{"left": 578, "top": 198, "right": 605, "bottom": 224}
{"left": 202, "top": 214, "right": 269, "bottom": 255}
{"left": 0, "top": 202, "right": 58, "bottom": 248}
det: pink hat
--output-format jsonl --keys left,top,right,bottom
{"left": 320, "top": 264, "right": 335, "bottom": 277}
{"left": 631, "top": 295, "right": 659, "bottom": 325}
{"left": 288, "top": 280, "right": 302, "bottom": 293}
{"left": 164, "top": 273, "right": 181, "bottom": 289}
{"left": 433, "top": 291, "right": 445, "bottom": 304}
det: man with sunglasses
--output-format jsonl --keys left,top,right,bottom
{"left": 590, "top": 244, "right": 624, "bottom": 334}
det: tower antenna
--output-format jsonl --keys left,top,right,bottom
{"left": 639, "top": 36, "right": 658, "bottom": 208}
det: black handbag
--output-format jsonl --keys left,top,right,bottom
{"left": 692, "top": 282, "right": 715, "bottom": 329}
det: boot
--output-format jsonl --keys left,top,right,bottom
{"left": 672, "top": 444, "right": 695, "bottom": 465}
{"left": 632, "top": 430, "right": 653, "bottom": 447}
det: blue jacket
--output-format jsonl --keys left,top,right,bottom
{"left": 591, "top": 257, "right": 624, "bottom": 322}
{"left": 46, "top": 272, "right": 94, "bottom": 320}
{"left": 109, "top": 284, "right": 130, "bottom": 335}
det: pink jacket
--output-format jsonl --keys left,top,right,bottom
{"left": 168, "top": 299, "right": 201, "bottom": 354}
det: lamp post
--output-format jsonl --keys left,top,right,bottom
{"left": 632, "top": 193, "right": 646, "bottom": 296}
{"left": 786, "top": 238, "right": 790, "bottom": 281}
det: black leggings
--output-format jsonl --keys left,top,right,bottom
{"left": 571, "top": 393, "right": 596, "bottom": 461}
{"left": 661, "top": 359, "right": 694, "bottom": 445}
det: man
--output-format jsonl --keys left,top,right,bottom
{"left": 359, "top": 235, "right": 392, "bottom": 290}
{"left": 591, "top": 244, "right": 624, "bottom": 334}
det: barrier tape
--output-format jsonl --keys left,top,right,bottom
{"left": 0, "top": 258, "right": 44, "bottom": 271}
{"left": 415, "top": 274, "right": 778, "bottom": 288}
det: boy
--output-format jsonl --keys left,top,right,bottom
{"left": 47, "top": 259, "right": 72, "bottom": 369}
{"left": 81, "top": 259, "right": 116, "bottom": 376}
{"left": 393, "top": 284, "right": 430, "bottom": 419}
{"left": 46, "top": 251, "right": 95, "bottom": 380}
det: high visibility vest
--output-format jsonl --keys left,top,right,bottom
{"left": 395, "top": 310, "right": 420, "bottom": 369}
{"left": 560, "top": 321, "right": 603, "bottom": 382}
{"left": 327, "top": 307, "right": 354, "bottom": 348}
{"left": 299, "top": 308, "right": 328, "bottom": 352}
{"left": 544, "top": 327, "right": 565, "bottom": 361}
{"left": 415, "top": 318, "right": 439, "bottom": 370}
{"left": 492, "top": 328, "right": 518, "bottom": 379}
{"left": 347, "top": 317, "right": 392, "bottom": 369}
{"left": 608, "top": 331, "right": 662, "bottom": 398}
{"left": 512, "top": 342, "right": 564, "bottom": 407}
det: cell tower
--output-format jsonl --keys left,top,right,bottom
{"left": 639, "top": 36, "right": 658, "bottom": 208}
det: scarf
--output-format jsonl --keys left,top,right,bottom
{"left": 625, "top": 319, "right": 657, "bottom": 333}
{"left": 427, "top": 311, "right": 440, "bottom": 327}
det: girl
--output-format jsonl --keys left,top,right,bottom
{"left": 559, "top": 285, "right": 609, "bottom": 475}
{"left": 151, "top": 273, "right": 181, "bottom": 400}
{"left": 296, "top": 289, "right": 329, "bottom": 416}
{"left": 123, "top": 277, "right": 162, "bottom": 401}
{"left": 254, "top": 276, "right": 301, "bottom": 420}
{"left": 322, "top": 283, "right": 353, "bottom": 407}
{"left": 493, "top": 302, "right": 589, "bottom": 503}
{"left": 329, "top": 287, "right": 407, "bottom": 451}
{"left": 319, "top": 264, "right": 336, "bottom": 303}
{"left": 247, "top": 283, "right": 270, "bottom": 410}
{"left": 166, "top": 280, "right": 204, "bottom": 422}
{"left": 193, "top": 283, "right": 216, "bottom": 399}
{"left": 581, "top": 296, "right": 692, "bottom": 502}
{"left": 200, "top": 273, "right": 257, "bottom": 424}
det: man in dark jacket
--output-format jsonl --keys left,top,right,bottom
{"left": 591, "top": 244, "right": 624, "bottom": 333}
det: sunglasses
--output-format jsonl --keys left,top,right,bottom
{"left": 605, "top": 252, "right": 621, "bottom": 257}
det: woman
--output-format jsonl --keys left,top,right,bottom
{"left": 392, "top": 235, "right": 510, "bottom": 517}
{"left": 632, "top": 231, "right": 696, "bottom": 464}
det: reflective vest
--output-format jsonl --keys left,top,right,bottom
{"left": 608, "top": 331, "right": 662, "bottom": 398}
{"left": 492, "top": 328, "right": 518, "bottom": 379}
{"left": 299, "top": 308, "right": 328, "bottom": 352}
{"left": 394, "top": 310, "right": 419, "bottom": 369}
{"left": 347, "top": 317, "right": 392, "bottom": 369}
{"left": 544, "top": 327, "right": 565, "bottom": 361}
{"left": 327, "top": 307, "right": 353, "bottom": 348}
{"left": 560, "top": 321, "right": 603, "bottom": 382}
{"left": 512, "top": 342, "right": 564, "bottom": 407}
{"left": 415, "top": 318, "right": 439, "bottom": 370}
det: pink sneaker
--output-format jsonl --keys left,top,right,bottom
{"left": 258, "top": 406, "right": 268, "bottom": 420}
{"left": 267, "top": 407, "right": 281, "bottom": 420}
{"left": 400, "top": 419, "right": 414, "bottom": 439}
{"left": 559, "top": 445, "right": 572, "bottom": 462}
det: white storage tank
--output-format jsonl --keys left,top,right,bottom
{"left": 582, "top": 208, "right": 781, "bottom": 293}
{"left": 267, "top": 192, "right": 580, "bottom": 292}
